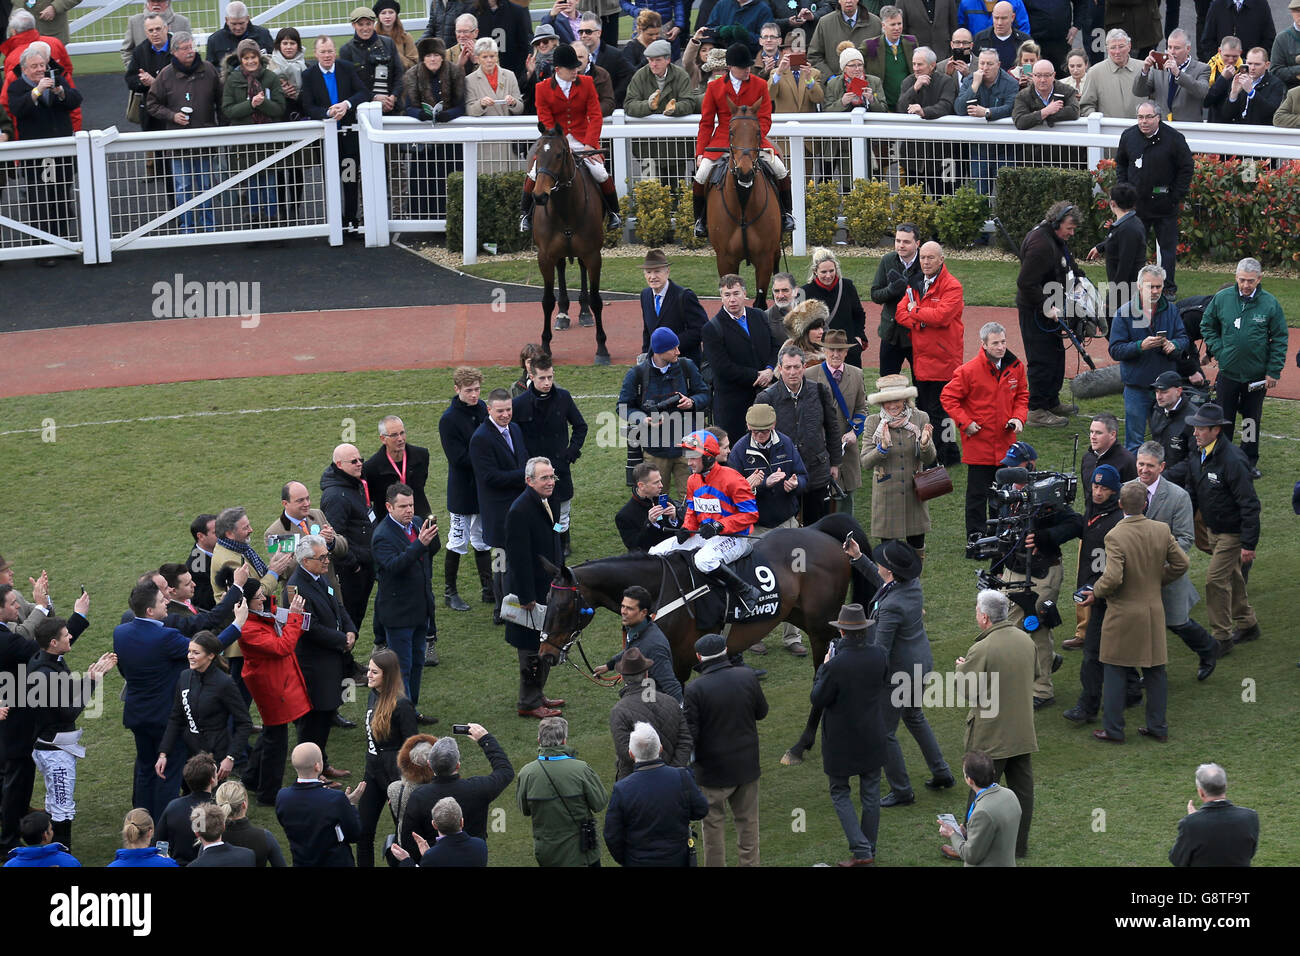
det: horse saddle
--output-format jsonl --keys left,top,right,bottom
{"left": 668, "top": 549, "right": 782, "bottom": 630}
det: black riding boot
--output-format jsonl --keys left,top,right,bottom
{"left": 560, "top": 530, "right": 571, "bottom": 558}
{"left": 602, "top": 188, "right": 623, "bottom": 230}
{"left": 778, "top": 177, "right": 795, "bottom": 233}
{"left": 693, "top": 185, "right": 708, "bottom": 238}
{"left": 491, "top": 570, "right": 505, "bottom": 625}
{"left": 52, "top": 819, "right": 72, "bottom": 851}
{"left": 474, "top": 549, "right": 494, "bottom": 604}
{"left": 707, "top": 562, "right": 763, "bottom": 612}
{"left": 519, "top": 186, "right": 533, "bottom": 232}
{"left": 444, "top": 551, "right": 470, "bottom": 611}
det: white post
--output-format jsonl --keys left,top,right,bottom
{"left": 322, "top": 119, "right": 343, "bottom": 246}
{"left": 77, "top": 130, "right": 103, "bottom": 264}
{"left": 790, "top": 134, "right": 807, "bottom": 257}
{"left": 850, "top": 108, "right": 868, "bottom": 182}
{"left": 463, "top": 139, "right": 478, "bottom": 266}
{"left": 1086, "top": 111, "right": 1103, "bottom": 173}
{"left": 612, "top": 112, "right": 631, "bottom": 201}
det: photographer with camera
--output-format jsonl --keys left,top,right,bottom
{"left": 618, "top": 326, "right": 710, "bottom": 500}
{"left": 980, "top": 442, "right": 1082, "bottom": 711}
{"left": 1062, "top": 465, "right": 1135, "bottom": 725}
{"left": 516, "top": 716, "right": 608, "bottom": 867}
{"left": 1015, "top": 201, "right": 1086, "bottom": 427}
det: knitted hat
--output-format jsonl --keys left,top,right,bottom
{"left": 235, "top": 38, "right": 261, "bottom": 59}
{"left": 649, "top": 327, "right": 679, "bottom": 354}
{"left": 839, "top": 47, "right": 864, "bottom": 70}
{"left": 1091, "top": 463, "right": 1122, "bottom": 492}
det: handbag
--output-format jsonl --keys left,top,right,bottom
{"left": 913, "top": 464, "right": 953, "bottom": 501}
{"left": 126, "top": 90, "right": 144, "bottom": 125}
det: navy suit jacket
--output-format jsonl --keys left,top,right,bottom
{"left": 372, "top": 513, "right": 439, "bottom": 629}
{"left": 417, "top": 830, "right": 488, "bottom": 867}
{"left": 702, "top": 307, "right": 777, "bottom": 446}
{"left": 300, "top": 60, "right": 369, "bottom": 121}
{"left": 276, "top": 780, "right": 361, "bottom": 867}
{"left": 113, "top": 617, "right": 239, "bottom": 731}
{"left": 189, "top": 842, "right": 257, "bottom": 867}
{"left": 641, "top": 280, "right": 707, "bottom": 366}
{"left": 468, "top": 420, "right": 529, "bottom": 549}
{"left": 1169, "top": 799, "right": 1259, "bottom": 867}
{"left": 287, "top": 568, "right": 354, "bottom": 712}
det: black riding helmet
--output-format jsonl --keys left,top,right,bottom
{"left": 552, "top": 42, "right": 580, "bottom": 70}
{"left": 725, "top": 42, "right": 752, "bottom": 69}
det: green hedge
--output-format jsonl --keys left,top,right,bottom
{"left": 447, "top": 170, "right": 534, "bottom": 255}
{"left": 993, "top": 167, "right": 1100, "bottom": 258}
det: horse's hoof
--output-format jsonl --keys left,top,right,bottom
{"left": 593, "top": 351, "right": 611, "bottom": 366}
{"left": 553, "top": 313, "right": 570, "bottom": 331}
{"left": 780, "top": 750, "right": 803, "bottom": 766}
{"left": 578, "top": 313, "right": 595, "bottom": 328}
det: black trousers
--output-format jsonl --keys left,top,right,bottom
{"left": 0, "top": 754, "right": 36, "bottom": 854}
{"left": 916, "top": 380, "right": 959, "bottom": 466}
{"left": 878, "top": 339, "right": 913, "bottom": 378}
{"left": 801, "top": 485, "right": 830, "bottom": 526}
{"left": 1141, "top": 214, "right": 1180, "bottom": 288}
{"left": 248, "top": 723, "right": 290, "bottom": 804}
{"left": 1194, "top": 0, "right": 1214, "bottom": 61}
{"left": 967, "top": 753, "right": 1033, "bottom": 857}
{"left": 1018, "top": 305, "right": 1065, "bottom": 411}
{"left": 1216, "top": 373, "right": 1266, "bottom": 466}
{"left": 339, "top": 563, "right": 375, "bottom": 633}
{"left": 357, "top": 750, "right": 400, "bottom": 867}
{"left": 964, "top": 463, "right": 999, "bottom": 540}
{"left": 338, "top": 129, "right": 361, "bottom": 227}
{"left": 1170, "top": 618, "right": 1216, "bottom": 663}
{"left": 296, "top": 709, "right": 335, "bottom": 771}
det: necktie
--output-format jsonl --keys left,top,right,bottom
{"left": 502, "top": 426, "right": 514, "bottom": 452}
{"left": 1168, "top": 72, "right": 1178, "bottom": 112}
{"left": 542, "top": 498, "right": 554, "bottom": 524}
{"left": 832, "top": 368, "right": 842, "bottom": 382}
{"left": 654, "top": 293, "right": 662, "bottom": 315}
{"left": 298, "top": 520, "right": 310, "bottom": 535}
{"left": 406, "top": 523, "right": 417, "bottom": 542}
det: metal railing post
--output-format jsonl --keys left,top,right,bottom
{"left": 76, "top": 130, "right": 102, "bottom": 264}
{"left": 849, "top": 108, "right": 868, "bottom": 182}
{"left": 463, "top": 139, "right": 478, "bottom": 266}
{"left": 322, "top": 118, "right": 343, "bottom": 246}
{"left": 790, "top": 134, "right": 807, "bottom": 257}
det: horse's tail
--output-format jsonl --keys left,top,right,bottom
{"left": 808, "top": 512, "right": 872, "bottom": 607}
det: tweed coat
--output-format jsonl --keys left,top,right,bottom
{"left": 805, "top": 360, "right": 866, "bottom": 494}
{"left": 1092, "top": 514, "right": 1189, "bottom": 668}
{"left": 957, "top": 619, "right": 1038, "bottom": 759}
{"left": 859, "top": 407, "right": 937, "bottom": 540}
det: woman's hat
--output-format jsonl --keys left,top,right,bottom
{"left": 372, "top": 0, "right": 400, "bottom": 14}
{"left": 839, "top": 47, "right": 864, "bottom": 69}
{"left": 868, "top": 374, "right": 918, "bottom": 405}
{"left": 703, "top": 47, "right": 729, "bottom": 72}
{"left": 417, "top": 36, "right": 445, "bottom": 58}
{"left": 827, "top": 603, "right": 873, "bottom": 631}
{"left": 872, "top": 540, "right": 923, "bottom": 581}
{"left": 236, "top": 38, "right": 261, "bottom": 59}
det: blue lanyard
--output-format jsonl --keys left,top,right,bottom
{"left": 967, "top": 783, "right": 998, "bottom": 823}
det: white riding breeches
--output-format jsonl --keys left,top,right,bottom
{"left": 446, "top": 512, "right": 488, "bottom": 555}
{"left": 650, "top": 531, "right": 752, "bottom": 571}
{"left": 33, "top": 748, "right": 78, "bottom": 821}
{"left": 694, "top": 149, "right": 786, "bottom": 184}
{"left": 528, "top": 133, "right": 610, "bottom": 183}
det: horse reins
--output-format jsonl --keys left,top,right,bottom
{"left": 542, "top": 582, "right": 621, "bottom": 687}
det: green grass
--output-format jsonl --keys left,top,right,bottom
{"left": 463, "top": 254, "right": 1300, "bottom": 325}
{"left": 3, "top": 366, "right": 1297, "bottom": 867}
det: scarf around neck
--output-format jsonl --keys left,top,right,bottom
{"left": 217, "top": 536, "right": 269, "bottom": 576}
{"left": 871, "top": 404, "right": 922, "bottom": 445}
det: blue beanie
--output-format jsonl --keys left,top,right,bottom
{"left": 1092, "top": 464, "right": 1122, "bottom": 492}
{"left": 650, "top": 327, "right": 680, "bottom": 354}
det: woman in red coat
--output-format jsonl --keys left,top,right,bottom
{"left": 519, "top": 42, "right": 623, "bottom": 232}
{"left": 224, "top": 570, "right": 312, "bottom": 805}
{"left": 691, "top": 43, "right": 795, "bottom": 237}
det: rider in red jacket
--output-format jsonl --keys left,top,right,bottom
{"left": 692, "top": 43, "right": 796, "bottom": 238}
{"left": 520, "top": 42, "right": 623, "bottom": 232}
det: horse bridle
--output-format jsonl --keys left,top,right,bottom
{"left": 728, "top": 111, "right": 763, "bottom": 186}
{"left": 534, "top": 135, "right": 578, "bottom": 192}
{"left": 540, "top": 582, "right": 620, "bottom": 687}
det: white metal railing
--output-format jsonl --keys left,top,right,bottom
{"left": 354, "top": 105, "right": 1300, "bottom": 265}
{"left": 3, "top": 109, "right": 1297, "bottom": 266}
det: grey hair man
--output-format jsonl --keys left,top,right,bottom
{"left": 1169, "top": 763, "right": 1258, "bottom": 866}
{"left": 952, "top": 589, "right": 1037, "bottom": 859}
{"left": 515, "top": 716, "right": 608, "bottom": 866}
{"left": 399, "top": 722, "right": 513, "bottom": 857}
{"left": 120, "top": 0, "right": 192, "bottom": 69}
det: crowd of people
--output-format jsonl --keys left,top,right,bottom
{"left": 6, "top": 0, "right": 1300, "bottom": 246}
{"left": 1, "top": 189, "right": 1285, "bottom": 865}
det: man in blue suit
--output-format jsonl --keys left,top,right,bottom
{"left": 287, "top": 535, "right": 358, "bottom": 780}
{"left": 468, "top": 388, "right": 529, "bottom": 624}
{"left": 393, "top": 796, "right": 488, "bottom": 867}
{"left": 276, "top": 742, "right": 365, "bottom": 867}
{"left": 371, "top": 484, "right": 440, "bottom": 722}
{"left": 113, "top": 580, "right": 246, "bottom": 821}
{"left": 300, "top": 36, "right": 369, "bottom": 232}
{"left": 640, "top": 249, "right": 707, "bottom": 367}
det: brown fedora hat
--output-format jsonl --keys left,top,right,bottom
{"left": 615, "top": 646, "right": 653, "bottom": 676}
{"left": 822, "top": 329, "right": 851, "bottom": 349}
{"left": 827, "top": 603, "right": 873, "bottom": 631}
{"left": 642, "top": 248, "right": 669, "bottom": 270}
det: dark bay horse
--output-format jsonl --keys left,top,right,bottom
{"left": 539, "top": 513, "right": 873, "bottom": 765}
{"left": 706, "top": 101, "right": 782, "bottom": 311}
{"left": 531, "top": 124, "right": 610, "bottom": 365}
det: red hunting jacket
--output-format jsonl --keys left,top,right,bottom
{"left": 695, "top": 71, "right": 776, "bottom": 159}
{"left": 896, "top": 265, "right": 965, "bottom": 382}
{"left": 535, "top": 73, "right": 603, "bottom": 150}
{"left": 941, "top": 348, "right": 1030, "bottom": 466}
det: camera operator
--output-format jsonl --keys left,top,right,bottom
{"left": 1062, "top": 465, "right": 1139, "bottom": 724}
{"left": 986, "top": 442, "right": 1082, "bottom": 711}
{"left": 1015, "top": 201, "right": 1085, "bottom": 427}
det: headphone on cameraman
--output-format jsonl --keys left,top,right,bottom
{"left": 1048, "top": 203, "right": 1077, "bottom": 231}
